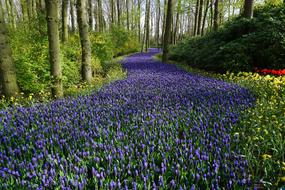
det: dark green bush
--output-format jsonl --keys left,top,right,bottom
{"left": 170, "top": 4, "right": 285, "bottom": 73}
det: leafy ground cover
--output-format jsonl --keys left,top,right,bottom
{"left": 0, "top": 49, "right": 256, "bottom": 189}
{"left": 163, "top": 59, "right": 285, "bottom": 189}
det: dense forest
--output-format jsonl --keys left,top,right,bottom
{"left": 0, "top": 0, "right": 262, "bottom": 99}
{"left": 0, "top": 0, "right": 285, "bottom": 189}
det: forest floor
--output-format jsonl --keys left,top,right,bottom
{"left": 0, "top": 48, "right": 256, "bottom": 188}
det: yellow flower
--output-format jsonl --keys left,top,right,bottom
{"left": 262, "top": 154, "right": 272, "bottom": 160}
{"left": 280, "top": 176, "right": 285, "bottom": 182}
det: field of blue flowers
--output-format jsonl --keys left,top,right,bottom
{"left": 0, "top": 49, "right": 256, "bottom": 189}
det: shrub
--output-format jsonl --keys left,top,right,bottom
{"left": 170, "top": 4, "right": 285, "bottom": 73}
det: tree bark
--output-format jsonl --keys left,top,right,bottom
{"left": 45, "top": 0, "right": 63, "bottom": 99}
{"left": 174, "top": 0, "right": 181, "bottom": 44}
{"left": 202, "top": 0, "right": 210, "bottom": 35}
{"left": 0, "top": 7, "right": 20, "bottom": 97}
{"left": 117, "top": 0, "right": 120, "bottom": 26}
{"left": 88, "top": 0, "right": 93, "bottom": 29}
{"left": 162, "top": 0, "right": 173, "bottom": 63}
{"left": 70, "top": 0, "right": 76, "bottom": 31}
{"left": 197, "top": 0, "right": 204, "bottom": 35}
{"left": 155, "top": 0, "right": 161, "bottom": 47}
{"left": 62, "top": 0, "right": 69, "bottom": 42}
{"left": 137, "top": 0, "right": 141, "bottom": 42}
{"left": 143, "top": 0, "right": 150, "bottom": 52}
{"left": 213, "top": 0, "right": 219, "bottom": 31}
{"left": 77, "top": 0, "right": 92, "bottom": 84}
{"left": 110, "top": 0, "right": 115, "bottom": 24}
{"left": 243, "top": 0, "right": 254, "bottom": 18}
{"left": 193, "top": 0, "right": 199, "bottom": 35}
{"left": 126, "top": 0, "right": 130, "bottom": 30}
{"left": 98, "top": 0, "right": 104, "bottom": 32}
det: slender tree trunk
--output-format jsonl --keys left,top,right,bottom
{"left": 0, "top": 7, "right": 19, "bottom": 97}
{"left": 138, "top": 0, "right": 141, "bottom": 42}
{"left": 70, "top": 0, "right": 76, "bottom": 31}
{"left": 174, "top": 0, "right": 181, "bottom": 44}
{"left": 20, "top": 0, "right": 28, "bottom": 22}
{"left": 126, "top": 0, "right": 130, "bottom": 30}
{"left": 62, "top": 0, "right": 69, "bottom": 42}
{"left": 77, "top": 0, "right": 92, "bottom": 84}
{"left": 98, "top": 0, "right": 103, "bottom": 32}
{"left": 117, "top": 0, "right": 120, "bottom": 26}
{"left": 197, "top": 0, "right": 203, "bottom": 35}
{"left": 110, "top": 0, "right": 115, "bottom": 24}
{"left": 202, "top": 0, "right": 210, "bottom": 35}
{"left": 45, "top": 0, "right": 63, "bottom": 98}
{"left": 0, "top": 0, "right": 4, "bottom": 21}
{"left": 213, "top": 0, "right": 219, "bottom": 31}
{"left": 162, "top": 0, "right": 173, "bottom": 63}
{"left": 193, "top": 0, "right": 199, "bottom": 35}
{"left": 162, "top": 0, "right": 167, "bottom": 46}
{"left": 243, "top": 0, "right": 254, "bottom": 18}
{"left": 144, "top": 0, "right": 150, "bottom": 52}
{"left": 155, "top": 0, "right": 161, "bottom": 47}
{"left": 88, "top": 0, "right": 93, "bottom": 29}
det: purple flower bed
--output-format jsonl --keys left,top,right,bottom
{"left": 0, "top": 48, "right": 255, "bottom": 189}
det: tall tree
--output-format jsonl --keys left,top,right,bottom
{"left": 88, "top": 0, "right": 93, "bottom": 29}
{"left": 174, "top": 0, "right": 181, "bottom": 44}
{"left": 162, "top": 0, "right": 173, "bottom": 62}
{"left": 213, "top": 0, "right": 219, "bottom": 31}
{"left": 117, "top": 0, "right": 121, "bottom": 26}
{"left": 202, "top": 0, "right": 210, "bottom": 34}
{"left": 193, "top": 0, "right": 199, "bottom": 35}
{"left": 110, "top": 0, "right": 115, "bottom": 24}
{"left": 243, "top": 0, "right": 254, "bottom": 18}
{"left": 126, "top": 0, "right": 130, "bottom": 30}
{"left": 77, "top": 0, "right": 93, "bottom": 83}
{"left": 197, "top": 0, "right": 204, "bottom": 35}
{"left": 137, "top": 0, "right": 141, "bottom": 42}
{"left": 142, "top": 0, "right": 150, "bottom": 52}
{"left": 45, "top": 0, "right": 63, "bottom": 98}
{"left": 98, "top": 0, "right": 104, "bottom": 32}
{"left": 0, "top": 5, "right": 20, "bottom": 97}
{"left": 62, "top": 0, "right": 69, "bottom": 42}
{"left": 155, "top": 0, "right": 161, "bottom": 47}
{"left": 70, "top": 0, "right": 76, "bottom": 31}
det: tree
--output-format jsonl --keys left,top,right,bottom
{"left": 45, "top": 0, "right": 63, "bottom": 98}
{"left": 62, "top": 0, "right": 69, "bottom": 42}
{"left": 77, "top": 0, "right": 93, "bottom": 84}
{"left": 162, "top": 0, "right": 173, "bottom": 62}
{"left": 155, "top": 0, "right": 161, "bottom": 47}
{"left": 243, "top": 0, "right": 254, "bottom": 18}
{"left": 213, "top": 0, "right": 219, "bottom": 31}
{"left": 70, "top": 0, "right": 76, "bottom": 32}
{"left": 0, "top": 5, "right": 20, "bottom": 97}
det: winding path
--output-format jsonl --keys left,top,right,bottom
{"left": 0, "top": 49, "right": 255, "bottom": 189}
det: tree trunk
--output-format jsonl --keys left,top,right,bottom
{"left": 70, "top": 0, "right": 76, "bottom": 31}
{"left": 77, "top": 0, "right": 92, "bottom": 84}
{"left": 137, "top": 0, "right": 141, "bottom": 42}
{"left": 243, "top": 0, "right": 254, "bottom": 18}
{"left": 202, "top": 0, "right": 210, "bottom": 35}
{"left": 174, "top": 0, "right": 181, "bottom": 44}
{"left": 117, "top": 0, "right": 120, "bottom": 26}
{"left": 144, "top": 0, "right": 150, "bottom": 52}
{"left": 0, "top": 0, "right": 5, "bottom": 22}
{"left": 126, "top": 0, "right": 130, "bottom": 30}
{"left": 88, "top": 0, "right": 93, "bottom": 29}
{"left": 213, "top": 0, "right": 219, "bottom": 31}
{"left": 98, "top": 0, "right": 104, "bottom": 32}
{"left": 0, "top": 8, "right": 20, "bottom": 97}
{"left": 162, "top": 0, "right": 173, "bottom": 63}
{"left": 62, "top": 0, "right": 69, "bottom": 42}
{"left": 45, "top": 0, "right": 63, "bottom": 98}
{"left": 155, "top": 0, "right": 161, "bottom": 47}
{"left": 193, "top": 0, "right": 199, "bottom": 35}
{"left": 110, "top": 0, "right": 115, "bottom": 24}
{"left": 197, "top": 0, "right": 204, "bottom": 35}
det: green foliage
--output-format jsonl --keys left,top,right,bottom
{"left": 170, "top": 4, "right": 285, "bottom": 73}
{"left": 110, "top": 25, "right": 140, "bottom": 56}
